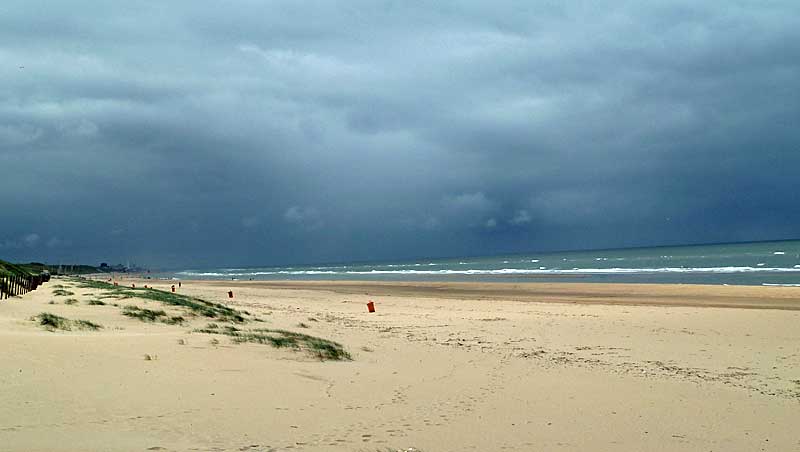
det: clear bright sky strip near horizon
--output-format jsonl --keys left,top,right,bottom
{"left": 1, "top": 1, "right": 798, "bottom": 268}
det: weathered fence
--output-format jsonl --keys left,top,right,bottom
{"left": 0, "top": 272, "right": 48, "bottom": 299}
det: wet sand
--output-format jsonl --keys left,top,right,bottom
{"left": 200, "top": 279, "right": 800, "bottom": 310}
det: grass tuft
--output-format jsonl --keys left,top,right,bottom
{"left": 122, "top": 305, "right": 185, "bottom": 325}
{"left": 64, "top": 298, "right": 79, "bottom": 305}
{"left": 74, "top": 319, "right": 103, "bottom": 330}
{"left": 122, "top": 305, "right": 167, "bottom": 322}
{"left": 88, "top": 299, "right": 106, "bottom": 305}
{"left": 165, "top": 316, "right": 186, "bottom": 325}
{"left": 32, "top": 312, "right": 102, "bottom": 331}
{"left": 35, "top": 312, "right": 71, "bottom": 331}
{"left": 53, "top": 289, "right": 74, "bottom": 297}
{"left": 194, "top": 327, "right": 351, "bottom": 361}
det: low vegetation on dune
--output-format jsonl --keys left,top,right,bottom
{"left": 194, "top": 325, "right": 351, "bottom": 361}
{"left": 68, "top": 277, "right": 352, "bottom": 361}
{"left": 52, "top": 288, "right": 75, "bottom": 297}
{"left": 374, "top": 448, "right": 422, "bottom": 452}
{"left": 33, "top": 312, "right": 102, "bottom": 332}
{"left": 74, "top": 278, "right": 245, "bottom": 322}
{"left": 123, "top": 305, "right": 185, "bottom": 325}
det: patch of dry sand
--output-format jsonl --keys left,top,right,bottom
{"left": 1, "top": 277, "right": 798, "bottom": 451}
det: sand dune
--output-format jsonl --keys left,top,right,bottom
{"left": 1, "top": 277, "right": 798, "bottom": 451}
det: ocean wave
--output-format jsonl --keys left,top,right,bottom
{"left": 178, "top": 266, "right": 800, "bottom": 277}
{"left": 338, "top": 267, "right": 800, "bottom": 275}
{"left": 178, "top": 270, "right": 338, "bottom": 276}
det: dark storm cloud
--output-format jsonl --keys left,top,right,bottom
{"left": 1, "top": 1, "right": 798, "bottom": 267}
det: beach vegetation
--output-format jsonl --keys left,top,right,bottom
{"left": 87, "top": 299, "right": 106, "bottom": 305}
{"left": 122, "top": 305, "right": 186, "bottom": 325}
{"left": 194, "top": 326, "right": 351, "bottom": 361}
{"left": 32, "top": 312, "right": 102, "bottom": 331}
{"left": 372, "top": 448, "right": 422, "bottom": 452}
{"left": 73, "top": 278, "right": 245, "bottom": 322}
{"left": 53, "top": 289, "right": 74, "bottom": 296}
{"left": 64, "top": 298, "right": 79, "bottom": 305}
{"left": 34, "top": 312, "right": 71, "bottom": 330}
{"left": 74, "top": 319, "right": 103, "bottom": 330}
{"left": 123, "top": 305, "right": 167, "bottom": 322}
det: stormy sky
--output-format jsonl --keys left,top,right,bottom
{"left": 1, "top": 1, "right": 798, "bottom": 268}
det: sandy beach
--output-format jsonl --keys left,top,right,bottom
{"left": 1, "top": 277, "right": 799, "bottom": 451}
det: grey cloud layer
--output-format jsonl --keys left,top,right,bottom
{"left": 1, "top": 1, "right": 798, "bottom": 267}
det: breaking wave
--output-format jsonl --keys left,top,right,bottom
{"left": 178, "top": 266, "right": 800, "bottom": 277}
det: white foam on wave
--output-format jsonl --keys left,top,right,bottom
{"left": 762, "top": 283, "right": 800, "bottom": 287}
{"left": 774, "top": 251, "right": 786, "bottom": 255}
{"left": 178, "top": 266, "right": 800, "bottom": 277}
{"left": 334, "top": 267, "right": 800, "bottom": 275}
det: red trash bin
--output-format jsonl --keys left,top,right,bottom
{"left": 367, "top": 301, "right": 375, "bottom": 313}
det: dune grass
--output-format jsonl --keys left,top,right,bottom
{"left": 194, "top": 325, "right": 351, "bottom": 361}
{"left": 33, "top": 312, "right": 102, "bottom": 332}
{"left": 122, "top": 305, "right": 185, "bottom": 325}
{"left": 74, "top": 319, "right": 103, "bottom": 330}
{"left": 64, "top": 298, "right": 79, "bottom": 305}
{"left": 87, "top": 299, "right": 106, "bottom": 305}
{"left": 73, "top": 278, "right": 245, "bottom": 322}
{"left": 372, "top": 448, "right": 422, "bottom": 452}
{"left": 53, "top": 289, "right": 74, "bottom": 297}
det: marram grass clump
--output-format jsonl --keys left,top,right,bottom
{"left": 194, "top": 326, "right": 351, "bottom": 361}
{"left": 122, "top": 305, "right": 185, "bottom": 325}
{"left": 33, "top": 313, "right": 102, "bottom": 332}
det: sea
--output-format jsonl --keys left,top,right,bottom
{"left": 168, "top": 240, "right": 800, "bottom": 286}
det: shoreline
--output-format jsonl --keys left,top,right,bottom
{"left": 111, "top": 278, "right": 800, "bottom": 311}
